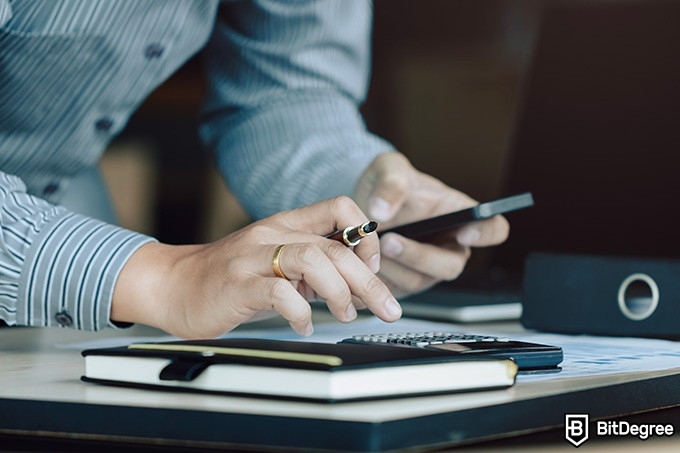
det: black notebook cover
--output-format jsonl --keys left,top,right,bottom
{"left": 82, "top": 338, "right": 517, "bottom": 402}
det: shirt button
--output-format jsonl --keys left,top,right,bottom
{"left": 144, "top": 43, "right": 165, "bottom": 59}
{"left": 43, "top": 182, "right": 60, "bottom": 195}
{"left": 55, "top": 311, "right": 74, "bottom": 327}
{"left": 95, "top": 118, "right": 114, "bottom": 132}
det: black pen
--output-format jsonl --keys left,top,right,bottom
{"left": 326, "top": 221, "right": 379, "bottom": 246}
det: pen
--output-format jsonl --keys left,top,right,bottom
{"left": 326, "top": 221, "right": 379, "bottom": 247}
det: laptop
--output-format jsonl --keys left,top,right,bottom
{"left": 400, "top": 0, "right": 680, "bottom": 322}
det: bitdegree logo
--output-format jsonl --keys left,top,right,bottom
{"left": 565, "top": 413, "right": 674, "bottom": 447}
{"left": 597, "top": 420, "right": 674, "bottom": 440}
{"left": 565, "top": 414, "right": 589, "bottom": 447}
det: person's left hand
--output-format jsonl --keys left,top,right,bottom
{"left": 354, "top": 151, "right": 510, "bottom": 297}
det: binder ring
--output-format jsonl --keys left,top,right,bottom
{"left": 617, "top": 273, "right": 659, "bottom": 321}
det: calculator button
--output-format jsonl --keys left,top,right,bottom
{"left": 346, "top": 332, "right": 512, "bottom": 347}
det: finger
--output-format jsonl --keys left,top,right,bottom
{"left": 380, "top": 233, "right": 470, "bottom": 281}
{"left": 456, "top": 215, "right": 510, "bottom": 247}
{"left": 276, "top": 196, "right": 382, "bottom": 272}
{"left": 360, "top": 152, "right": 412, "bottom": 223}
{"left": 378, "top": 257, "right": 439, "bottom": 297}
{"left": 279, "top": 196, "right": 371, "bottom": 238}
{"left": 351, "top": 295, "right": 368, "bottom": 310}
{"left": 345, "top": 231, "right": 381, "bottom": 274}
{"left": 287, "top": 233, "right": 382, "bottom": 277}
{"left": 258, "top": 277, "right": 314, "bottom": 336}
{"left": 270, "top": 243, "right": 357, "bottom": 322}
{"left": 315, "top": 240, "right": 402, "bottom": 322}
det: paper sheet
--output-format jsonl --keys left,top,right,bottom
{"left": 219, "top": 317, "right": 680, "bottom": 382}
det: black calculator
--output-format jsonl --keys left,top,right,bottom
{"left": 339, "top": 332, "right": 563, "bottom": 371}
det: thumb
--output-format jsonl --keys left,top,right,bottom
{"left": 357, "top": 152, "right": 412, "bottom": 223}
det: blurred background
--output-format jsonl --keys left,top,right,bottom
{"left": 100, "top": 0, "right": 542, "bottom": 245}
{"left": 101, "top": 0, "right": 680, "bottom": 272}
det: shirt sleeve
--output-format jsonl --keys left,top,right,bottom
{"left": 0, "top": 0, "right": 11, "bottom": 28}
{"left": 0, "top": 171, "right": 155, "bottom": 330}
{"left": 199, "top": 0, "right": 393, "bottom": 219}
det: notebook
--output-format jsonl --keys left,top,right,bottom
{"left": 81, "top": 338, "right": 517, "bottom": 402}
{"left": 400, "top": 0, "right": 680, "bottom": 322}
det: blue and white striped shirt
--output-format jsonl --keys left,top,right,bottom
{"left": 0, "top": 0, "right": 390, "bottom": 330}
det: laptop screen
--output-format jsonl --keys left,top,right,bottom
{"left": 492, "top": 0, "right": 680, "bottom": 277}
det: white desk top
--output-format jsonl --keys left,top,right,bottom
{"left": 2, "top": 317, "right": 680, "bottom": 452}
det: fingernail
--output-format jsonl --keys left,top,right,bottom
{"left": 369, "top": 253, "right": 380, "bottom": 273}
{"left": 381, "top": 235, "right": 403, "bottom": 258}
{"left": 369, "top": 197, "right": 392, "bottom": 222}
{"left": 384, "top": 297, "right": 402, "bottom": 319}
{"left": 301, "top": 323, "right": 314, "bottom": 337}
{"left": 457, "top": 227, "right": 481, "bottom": 245}
{"left": 345, "top": 304, "right": 357, "bottom": 321}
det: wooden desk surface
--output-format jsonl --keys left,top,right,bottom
{"left": 1, "top": 321, "right": 680, "bottom": 452}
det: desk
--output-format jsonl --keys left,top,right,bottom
{"left": 1, "top": 319, "right": 680, "bottom": 452}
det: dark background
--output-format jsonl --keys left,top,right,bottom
{"left": 108, "top": 0, "right": 543, "bottom": 245}
{"left": 109, "top": 0, "right": 680, "bottom": 276}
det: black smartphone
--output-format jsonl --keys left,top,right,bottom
{"left": 380, "top": 192, "right": 534, "bottom": 241}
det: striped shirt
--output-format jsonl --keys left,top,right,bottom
{"left": 0, "top": 0, "right": 391, "bottom": 330}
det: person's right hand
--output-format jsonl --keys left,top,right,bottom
{"left": 111, "top": 196, "right": 401, "bottom": 339}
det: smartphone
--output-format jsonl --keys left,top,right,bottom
{"left": 380, "top": 192, "right": 534, "bottom": 241}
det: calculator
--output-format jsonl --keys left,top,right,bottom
{"left": 339, "top": 332, "right": 563, "bottom": 371}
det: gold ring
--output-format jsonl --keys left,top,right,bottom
{"left": 272, "top": 244, "right": 289, "bottom": 279}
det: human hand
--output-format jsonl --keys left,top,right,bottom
{"left": 111, "top": 196, "right": 401, "bottom": 339}
{"left": 354, "top": 152, "right": 509, "bottom": 297}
